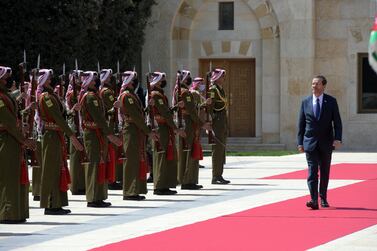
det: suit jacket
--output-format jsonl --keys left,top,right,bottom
{"left": 297, "top": 93, "right": 342, "bottom": 152}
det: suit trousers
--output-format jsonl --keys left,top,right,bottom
{"left": 305, "top": 145, "right": 332, "bottom": 202}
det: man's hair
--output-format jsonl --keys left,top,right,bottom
{"left": 314, "top": 75, "right": 327, "bottom": 85}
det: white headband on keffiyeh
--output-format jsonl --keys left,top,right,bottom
{"left": 38, "top": 69, "right": 53, "bottom": 86}
{"left": 211, "top": 68, "right": 226, "bottom": 82}
{"left": 178, "top": 70, "right": 191, "bottom": 83}
{"left": 81, "top": 71, "right": 98, "bottom": 89}
{"left": 121, "top": 71, "right": 137, "bottom": 90}
{"left": 150, "top": 71, "right": 166, "bottom": 86}
{"left": 79, "top": 71, "right": 98, "bottom": 101}
{"left": 0, "top": 66, "right": 12, "bottom": 80}
{"left": 100, "top": 69, "right": 112, "bottom": 83}
{"left": 69, "top": 70, "right": 83, "bottom": 84}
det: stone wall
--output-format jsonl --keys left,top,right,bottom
{"left": 142, "top": 0, "right": 377, "bottom": 150}
{"left": 314, "top": 0, "right": 377, "bottom": 151}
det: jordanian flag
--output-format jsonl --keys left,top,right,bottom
{"left": 369, "top": 15, "right": 377, "bottom": 74}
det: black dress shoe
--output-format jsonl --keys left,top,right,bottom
{"left": 108, "top": 182, "right": 122, "bottom": 190}
{"left": 44, "top": 208, "right": 71, "bottom": 215}
{"left": 306, "top": 200, "right": 319, "bottom": 210}
{"left": 153, "top": 189, "right": 177, "bottom": 195}
{"left": 0, "top": 219, "right": 26, "bottom": 224}
{"left": 71, "top": 190, "right": 86, "bottom": 195}
{"left": 321, "top": 199, "right": 329, "bottom": 208}
{"left": 123, "top": 195, "right": 146, "bottom": 201}
{"left": 212, "top": 176, "right": 230, "bottom": 184}
{"left": 33, "top": 195, "right": 40, "bottom": 201}
{"left": 181, "top": 184, "right": 203, "bottom": 190}
{"left": 87, "top": 201, "right": 111, "bottom": 208}
{"left": 101, "top": 200, "right": 112, "bottom": 207}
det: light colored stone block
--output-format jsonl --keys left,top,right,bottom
{"left": 316, "top": 19, "right": 348, "bottom": 39}
{"left": 202, "top": 41, "right": 213, "bottom": 56}
{"left": 179, "top": 1, "right": 198, "bottom": 20}
{"left": 340, "top": 0, "right": 370, "bottom": 19}
{"left": 315, "top": 0, "right": 341, "bottom": 19}
{"left": 279, "top": 19, "right": 314, "bottom": 39}
{"left": 259, "top": 14, "right": 277, "bottom": 29}
{"left": 172, "top": 27, "right": 191, "bottom": 40}
{"left": 254, "top": 2, "right": 271, "bottom": 18}
{"left": 316, "top": 39, "right": 347, "bottom": 58}
{"left": 239, "top": 41, "right": 252, "bottom": 55}
{"left": 222, "top": 41, "right": 231, "bottom": 53}
{"left": 286, "top": 0, "right": 313, "bottom": 19}
{"left": 281, "top": 38, "right": 315, "bottom": 58}
{"left": 261, "top": 27, "right": 274, "bottom": 39}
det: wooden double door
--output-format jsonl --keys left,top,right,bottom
{"left": 199, "top": 59, "right": 255, "bottom": 137}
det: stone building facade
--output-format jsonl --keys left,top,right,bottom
{"left": 142, "top": 0, "right": 377, "bottom": 151}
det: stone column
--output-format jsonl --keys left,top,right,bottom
{"left": 272, "top": 0, "right": 315, "bottom": 149}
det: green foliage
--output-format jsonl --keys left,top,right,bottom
{"left": 0, "top": 0, "right": 155, "bottom": 79}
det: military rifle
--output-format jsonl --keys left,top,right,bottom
{"left": 146, "top": 72, "right": 161, "bottom": 152}
{"left": 114, "top": 61, "right": 120, "bottom": 135}
{"left": 176, "top": 71, "right": 188, "bottom": 149}
{"left": 27, "top": 54, "right": 40, "bottom": 167}
{"left": 205, "top": 70, "right": 214, "bottom": 144}
{"left": 18, "top": 51, "right": 27, "bottom": 121}
{"left": 73, "top": 60, "right": 89, "bottom": 164}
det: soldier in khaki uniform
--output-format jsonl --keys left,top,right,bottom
{"left": 24, "top": 80, "right": 43, "bottom": 201}
{"left": 0, "top": 66, "right": 34, "bottom": 223}
{"left": 150, "top": 72, "right": 185, "bottom": 195}
{"left": 79, "top": 71, "right": 121, "bottom": 207}
{"left": 189, "top": 77, "right": 210, "bottom": 171}
{"left": 99, "top": 69, "right": 122, "bottom": 190}
{"left": 117, "top": 71, "right": 157, "bottom": 200}
{"left": 208, "top": 69, "right": 230, "bottom": 184}
{"left": 174, "top": 71, "right": 211, "bottom": 190}
{"left": 37, "top": 69, "right": 84, "bottom": 215}
{"left": 65, "top": 70, "right": 86, "bottom": 195}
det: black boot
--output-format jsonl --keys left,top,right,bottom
{"left": 123, "top": 195, "right": 146, "bottom": 201}
{"left": 211, "top": 176, "right": 230, "bottom": 184}
{"left": 0, "top": 219, "right": 26, "bottom": 224}
{"left": 44, "top": 208, "right": 71, "bottom": 215}
{"left": 108, "top": 182, "right": 122, "bottom": 190}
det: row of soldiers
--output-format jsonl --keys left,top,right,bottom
{"left": 0, "top": 64, "right": 229, "bottom": 223}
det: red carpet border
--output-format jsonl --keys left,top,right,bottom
{"left": 91, "top": 163, "right": 377, "bottom": 251}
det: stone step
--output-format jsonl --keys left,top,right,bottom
{"left": 200, "top": 137, "right": 285, "bottom": 152}
{"left": 202, "top": 144, "right": 286, "bottom": 152}
{"left": 201, "top": 137, "right": 262, "bottom": 144}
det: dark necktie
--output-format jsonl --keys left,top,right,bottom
{"left": 315, "top": 98, "right": 320, "bottom": 120}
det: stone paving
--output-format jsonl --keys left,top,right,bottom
{"left": 0, "top": 152, "right": 376, "bottom": 250}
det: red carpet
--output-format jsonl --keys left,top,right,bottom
{"left": 263, "top": 163, "right": 377, "bottom": 180}
{"left": 91, "top": 164, "right": 377, "bottom": 251}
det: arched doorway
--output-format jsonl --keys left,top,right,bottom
{"left": 171, "top": 0, "right": 280, "bottom": 138}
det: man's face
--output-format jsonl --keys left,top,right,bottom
{"left": 312, "top": 78, "right": 325, "bottom": 96}
{"left": 103, "top": 76, "right": 111, "bottom": 84}
{"left": 0, "top": 73, "right": 10, "bottom": 85}
{"left": 89, "top": 80, "right": 97, "bottom": 89}
{"left": 216, "top": 74, "right": 225, "bottom": 85}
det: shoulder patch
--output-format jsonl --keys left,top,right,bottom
{"left": 93, "top": 100, "right": 99, "bottom": 107}
{"left": 0, "top": 100, "right": 4, "bottom": 108}
{"left": 109, "top": 95, "right": 114, "bottom": 102}
{"left": 186, "top": 96, "right": 191, "bottom": 102}
{"left": 128, "top": 98, "right": 134, "bottom": 104}
{"left": 158, "top": 99, "right": 164, "bottom": 105}
{"left": 45, "top": 99, "right": 53, "bottom": 108}
{"left": 210, "top": 92, "right": 215, "bottom": 98}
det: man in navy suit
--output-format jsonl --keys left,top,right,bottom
{"left": 297, "top": 76, "right": 342, "bottom": 210}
